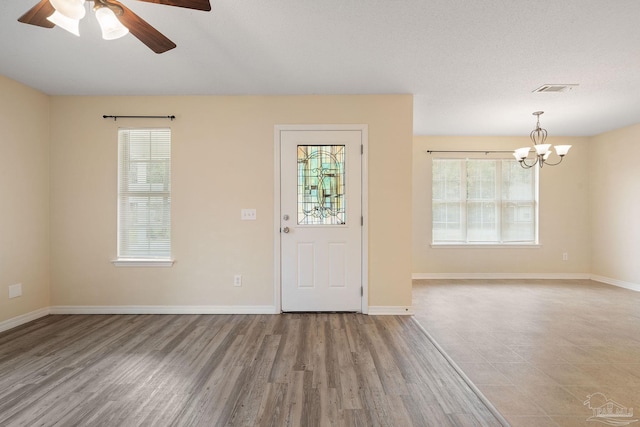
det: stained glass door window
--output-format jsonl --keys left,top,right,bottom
{"left": 297, "top": 145, "right": 346, "bottom": 225}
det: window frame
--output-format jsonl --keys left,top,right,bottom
{"left": 431, "top": 157, "right": 540, "bottom": 247}
{"left": 113, "top": 127, "right": 174, "bottom": 267}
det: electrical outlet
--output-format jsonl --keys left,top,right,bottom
{"left": 241, "top": 209, "right": 256, "bottom": 220}
{"left": 562, "top": 252, "right": 569, "bottom": 261}
{"left": 233, "top": 275, "right": 242, "bottom": 287}
{"left": 9, "top": 283, "right": 22, "bottom": 299}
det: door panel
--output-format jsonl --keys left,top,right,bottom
{"left": 297, "top": 243, "right": 315, "bottom": 288}
{"left": 328, "top": 243, "right": 346, "bottom": 288}
{"left": 280, "top": 130, "right": 362, "bottom": 312}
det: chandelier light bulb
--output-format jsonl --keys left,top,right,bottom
{"left": 555, "top": 145, "right": 572, "bottom": 157}
{"left": 514, "top": 147, "right": 530, "bottom": 160}
{"left": 534, "top": 143, "right": 551, "bottom": 156}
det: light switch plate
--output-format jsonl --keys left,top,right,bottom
{"left": 241, "top": 209, "right": 256, "bottom": 220}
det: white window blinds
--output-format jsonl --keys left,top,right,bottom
{"left": 118, "top": 128, "right": 171, "bottom": 259}
{"left": 432, "top": 158, "right": 537, "bottom": 244}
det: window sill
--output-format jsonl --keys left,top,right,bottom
{"left": 430, "top": 244, "right": 540, "bottom": 249}
{"left": 111, "top": 259, "right": 175, "bottom": 267}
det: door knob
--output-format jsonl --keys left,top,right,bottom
{"left": 282, "top": 227, "right": 290, "bottom": 233}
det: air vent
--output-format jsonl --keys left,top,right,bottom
{"left": 533, "top": 84, "right": 579, "bottom": 93}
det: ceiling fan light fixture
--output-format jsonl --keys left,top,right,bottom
{"left": 47, "top": 11, "right": 80, "bottom": 36}
{"left": 95, "top": 6, "right": 129, "bottom": 40}
{"left": 18, "top": 0, "right": 211, "bottom": 53}
{"left": 50, "top": 0, "right": 86, "bottom": 20}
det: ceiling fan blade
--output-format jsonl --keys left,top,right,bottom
{"left": 111, "top": 0, "right": 177, "bottom": 54}
{"left": 18, "top": 0, "right": 56, "bottom": 28}
{"left": 133, "top": 0, "right": 211, "bottom": 12}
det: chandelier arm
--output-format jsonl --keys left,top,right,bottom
{"left": 542, "top": 156, "right": 565, "bottom": 167}
{"left": 518, "top": 157, "right": 537, "bottom": 169}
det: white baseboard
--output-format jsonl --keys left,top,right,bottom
{"left": 7, "top": 276, "right": 637, "bottom": 329}
{"left": 50, "top": 305, "right": 419, "bottom": 316}
{"left": 412, "top": 272, "right": 591, "bottom": 280}
{"left": 49, "top": 305, "right": 279, "bottom": 315}
{"left": 368, "top": 306, "right": 414, "bottom": 315}
{"left": 0, "top": 307, "right": 50, "bottom": 334}
{"left": 413, "top": 273, "right": 640, "bottom": 293}
{"left": 590, "top": 275, "right": 640, "bottom": 292}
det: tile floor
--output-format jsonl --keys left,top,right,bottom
{"left": 413, "top": 279, "right": 640, "bottom": 427}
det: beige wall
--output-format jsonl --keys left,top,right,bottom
{"left": 590, "top": 124, "right": 640, "bottom": 285}
{"left": 49, "top": 95, "right": 413, "bottom": 309}
{"left": 0, "top": 76, "right": 50, "bottom": 323}
{"left": 413, "top": 136, "right": 591, "bottom": 275}
{"left": 6, "top": 68, "right": 638, "bottom": 324}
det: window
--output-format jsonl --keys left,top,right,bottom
{"left": 117, "top": 128, "right": 171, "bottom": 261}
{"left": 297, "top": 145, "right": 346, "bottom": 225}
{"left": 432, "top": 158, "right": 538, "bottom": 245}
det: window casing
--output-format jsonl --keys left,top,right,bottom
{"left": 117, "top": 128, "right": 171, "bottom": 260}
{"left": 432, "top": 158, "right": 538, "bottom": 245}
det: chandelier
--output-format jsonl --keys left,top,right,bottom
{"left": 513, "top": 111, "right": 571, "bottom": 168}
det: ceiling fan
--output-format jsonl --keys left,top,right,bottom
{"left": 17, "top": 0, "right": 211, "bottom": 54}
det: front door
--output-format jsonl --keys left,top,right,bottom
{"left": 280, "top": 129, "right": 362, "bottom": 312}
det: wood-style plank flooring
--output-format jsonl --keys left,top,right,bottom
{"left": 0, "top": 313, "right": 502, "bottom": 426}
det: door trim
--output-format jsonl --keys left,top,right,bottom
{"left": 274, "top": 124, "right": 369, "bottom": 314}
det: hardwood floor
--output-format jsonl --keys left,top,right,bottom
{"left": 413, "top": 279, "right": 640, "bottom": 427}
{"left": 0, "top": 313, "right": 502, "bottom": 426}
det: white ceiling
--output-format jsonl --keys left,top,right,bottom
{"left": 2, "top": 0, "right": 640, "bottom": 136}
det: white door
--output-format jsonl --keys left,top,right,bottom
{"left": 280, "top": 129, "right": 362, "bottom": 312}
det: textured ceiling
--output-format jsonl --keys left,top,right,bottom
{"left": 2, "top": 0, "right": 640, "bottom": 136}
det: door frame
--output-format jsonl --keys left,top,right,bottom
{"left": 273, "top": 124, "right": 369, "bottom": 314}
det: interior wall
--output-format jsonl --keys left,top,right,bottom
{"left": 590, "top": 123, "right": 640, "bottom": 285}
{"left": 413, "top": 135, "right": 590, "bottom": 275}
{"left": 0, "top": 76, "right": 50, "bottom": 323}
{"left": 49, "top": 95, "right": 413, "bottom": 310}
